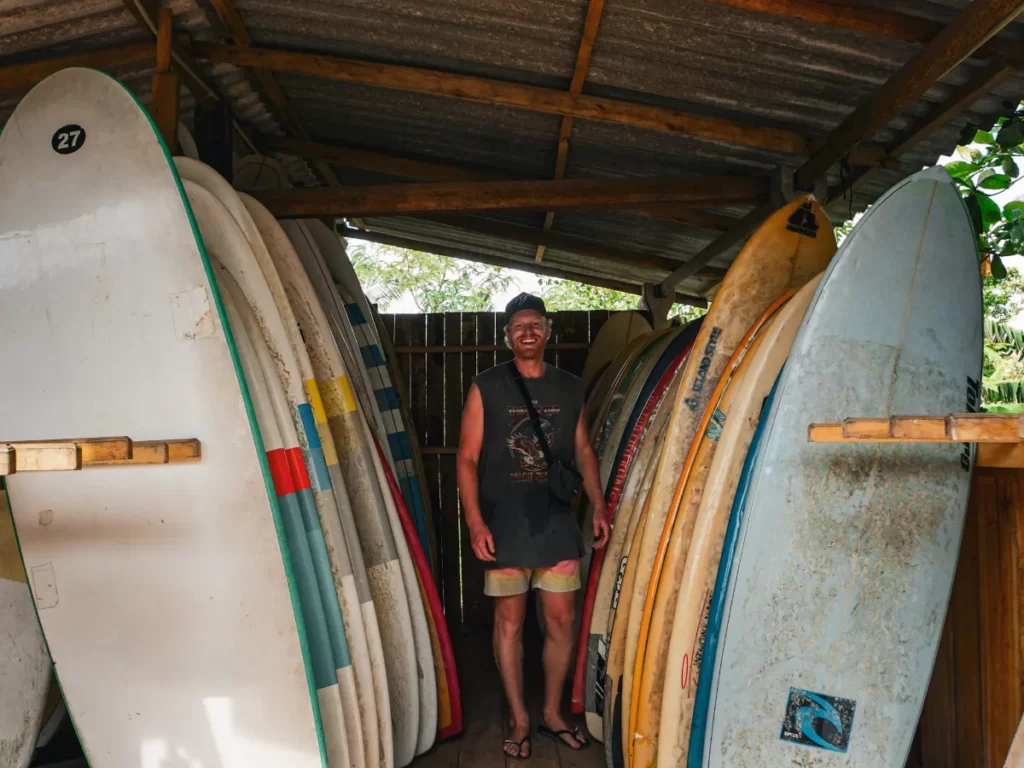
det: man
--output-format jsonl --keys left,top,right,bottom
{"left": 457, "top": 292, "right": 610, "bottom": 759}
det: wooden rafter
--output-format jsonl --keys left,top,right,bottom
{"left": 250, "top": 175, "right": 767, "bottom": 218}
{"left": 827, "top": 58, "right": 1017, "bottom": 206}
{"left": 342, "top": 227, "right": 709, "bottom": 308}
{"left": 535, "top": 0, "right": 606, "bottom": 264}
{"left": 192, "top": 41, "right": 886, "bottom": 164}
{"left": 259, "top": 135, "right": 745, "bottom": 232}
{"left": 0, "top": 40, "right": 155, "bottom": 92}
{"left": 660, "top": 0, "right": 1024, "bottom": 295}
{"left": 795, "top": 0, "right": 1024, "bottom": 189}
{"left": 120, "top": 0, "right": 216, "bottom": 107}
{"left": 699, "top": 0, "right": 1024, "bottom": 69}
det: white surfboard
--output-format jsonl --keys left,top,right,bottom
{"left": 704, "top": 167, "right": 982, "bottom": 765}
{"left": 0, "top": 482, "right": 51, "bottom": 768}
{"left": 286, "top": 219, "right": 435, "bottom": 761}
{"left": 245, "top": 195, "right": 390, "bottom": 768}
{"left": 0, "top": 68, "right": 323, "bottom": 767}
{"left": 183, "top": 178, "right": 356, "bottom": 767}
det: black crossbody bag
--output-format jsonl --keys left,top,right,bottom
{"left": 508, "top": 361, "right": 583, "bottom": 505}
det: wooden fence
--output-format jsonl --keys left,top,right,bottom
{"left": 379, "top": 309, "right": 611, "bottom": 626}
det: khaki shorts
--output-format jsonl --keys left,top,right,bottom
{"left": 484, "top": 559, "right": 581, "bottom": 597}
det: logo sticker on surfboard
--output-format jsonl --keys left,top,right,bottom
{"left": 785, "top": 201, "right": 820, "bottom": 238}
{"left": 780, "top": 687, "right": 855, "bottom": 753}
{"left": 51, "top": 125, "right": 85, "bottom": 155}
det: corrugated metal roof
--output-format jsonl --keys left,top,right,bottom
{"left": 1, "top": 0, "right": 1022, "bottom": 297}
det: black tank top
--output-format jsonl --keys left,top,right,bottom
{"left": 473, "top": 362, "right": 586, "bottom": 569}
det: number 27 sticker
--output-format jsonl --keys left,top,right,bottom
{"left": 51, "top": 124, "right": 86, "bottom": 155}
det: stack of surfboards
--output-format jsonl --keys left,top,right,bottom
{"left": 574, "top": 171, "right": 981, "bottom": 767}
{"left": 0, "top": 69, "right": 458, "bottom": 768}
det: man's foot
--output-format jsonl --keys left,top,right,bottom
{"left": 538, "top": 711, "right": 589, "bottom": 750}
{"left": 504, "top": 718, "right": 531, "bottom": 760}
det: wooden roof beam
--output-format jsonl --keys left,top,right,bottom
{"left": 795, "top": 0, "right": 1024, "bottom": 189}
{"left": 250, "top": 175, "right": 768, "bottom": 218}
{"left": 260, "top": 134, "right": 752, "bottom": 232}
{"left": 341, "top": 227, "right": 708, "bottom": 308}
{"left": 827, "top": 57, "right": 1017, "bottom": 204}
{"left": 536, "top": 0, "right": 607, "bottom": 264}
{"left": 700, "top": 0, "right": 1024, "bottom": 69}
{"left": 0, "top": 40, "right": 156, "bottom": 93}
{"left": 192, "top": 41, "right": 885, "bottom": 164}
{"left": 660, "top": 0, "right": 1024, "bottom": 294}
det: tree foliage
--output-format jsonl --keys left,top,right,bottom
{"left": 350, "top": 243, "right": 515, "bottom": 312}
{"left": 536, "top": 276, "right": 706, "bottom": 322}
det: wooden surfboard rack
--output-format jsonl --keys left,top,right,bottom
{"left": 0, "top": 437, "right": 201, "bottom": 476}
{"left": 808, "top": 413, "right": 1024, "bottom": 468}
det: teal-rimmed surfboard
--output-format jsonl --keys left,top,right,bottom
{"left": 0, "top": 68, "right": 324, "bottom": 766}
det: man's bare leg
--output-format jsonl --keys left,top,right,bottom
{"left": 494, "top": 593, "right": 531, "bottom": 758}
{"left": 538, "top": 589, "right": 586, "bottom": 748}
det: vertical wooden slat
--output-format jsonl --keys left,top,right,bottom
{"left": 919, "top": 608, "right": 957, "bottom": 767}
{"left": 954, "top": 478, "right": 984, "bottom": 768}
{"left": 440, "top": 312, "right": 465, "bottom": 625}
{"left": 392, "top": 314, "right": 414, "bottom": 410}
{"left": 426, "top": 314, "right": 446, "bottom": 448}
{"left": 979, "top": 471, "right": 1020, "bottom": 765}
{"left": 554, "top": 309, "right": 589, "bottom": 377}
{"left": 408, "top": 314, "right": 428, "bottom": 446}
{"left": 494, "top": 311, "right": 513, "bottom": 368}
{"left": 461, "top": 312, "right": 493, "bottom": 626}
{"left": 589, "top": 308, "right": 612, "bottom": 342}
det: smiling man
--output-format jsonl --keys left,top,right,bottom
{"left": 457, "top": 292, "right": 610, "bottom": 759}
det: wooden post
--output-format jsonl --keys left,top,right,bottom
{"left": 149, "top": 9, "right": 180, "bottom": 154}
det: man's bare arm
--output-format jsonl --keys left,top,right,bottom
{"left": 575, "top": 411, "right": 610, "bottom": 548}
{"left": 457, "top": 383, "right": 495, "bottom": 561}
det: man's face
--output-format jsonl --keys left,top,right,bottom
{"left": 507, "top": 310, "right": 548, "bottom": 360}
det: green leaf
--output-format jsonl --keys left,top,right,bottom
{"left": 1005, "top": 201, "right": 1024, "bottom": 221}
{"left": 956, "top": 145, "right": 975, "bottom": 163}
{"left": 974, "top": 130, "right": 996, "bottom": 145}
{"left": 967, "top": 195, "right": 984, "bottom": 236}
{"left": 997, "top": 119, "right": 1024, "bottom": 149}
{"left": 992, "top": 254, "right": 1008, "bottom": 280}
{"left": 980, "top": 173, "right": 1013, "bottom": 190}
{"left": 945, "top": 161, "right": 979, "bottom": 179}
{"left": 979, "top": 193, "right": 1002, "bottom": 230}
{"left": 960, "top": 122, "right": 980, "bottom": 144}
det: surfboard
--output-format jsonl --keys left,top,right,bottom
{"left": 658, "top": 275, "right": 821, "bottom": 768}
{"left": 576, "top": 325, "right": 697, "bottom": 729}
{"left": 582, "top": 329, "right": 695, "bottom": 741}
{"left": 241, "top": 196, "right": 384, "bottom": 768}
{"left": 582, "top": 311, "right": 654, "bottom": 388}
{"left": 585, "top": 333, "right": 656, "bottom": 433}
{"left": 214, "top": 266, "right": 351, "bottom": 768}
{"left": 273, "top": 218, "right": 396, "bottom": 768}
{"left": 0, "top": 480, "right": 50, "bottom": 768}
{"left": 0, "top": 68, "right": 323, "bottom": 767}
{"left": 687, "top": 376, "right": 779, "bottom": 767}
{"left": 317, "top": 226, "right": 433, "bottom": 567}
{"left": 180, "top": 165, "right": 364, "bottom": 768}
{"left": 628, "top": 197, "right": 836, "bottom": 767}
{"left": 704, "top": 167, "right": 981, "bottom": 765}
{"left": 374, "top": 439, "right": 463, "bottom": 741}
{"left": 281, "top": 219, "right": 423, "bottom": 766}
{"left": 631, "top": 287, "right": 797, "bottom": 767}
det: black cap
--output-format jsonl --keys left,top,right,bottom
{"left": 505, "top": 293, "right": 547, "bottom": 323}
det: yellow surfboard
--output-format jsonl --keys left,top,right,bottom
{"left": 656, "top": 274, "right": 822, "bottom": 767}
{"left": 627, "top": 197, "right": 836, "bottom": 767}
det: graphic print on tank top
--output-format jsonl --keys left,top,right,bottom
{"left": 507, "top": 404, "right": 560, "bottom": 482}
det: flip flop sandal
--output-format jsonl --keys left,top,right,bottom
{"left": 538, "top": 723, "right": 590, "bottom": 751}
{"left": 503, "top": 735, "right": 531, "bottom": 761}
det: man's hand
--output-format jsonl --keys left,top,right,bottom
{"left": 592, "top": 507, "right": 610, "bottom": 549}
{"left": 469, "top": 520, "right": 496, "bottom": 562}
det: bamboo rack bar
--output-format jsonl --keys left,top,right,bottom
{"left": 809, "top": 413, "right": 1024, "bottom": 444}
{"left": 0, "top": 437, "right": 202, "bottom": 475}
